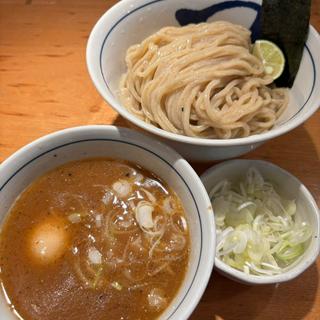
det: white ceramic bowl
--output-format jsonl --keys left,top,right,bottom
{"left": 86, "top": 0, "right": 320, "bottom": 162}
{"left": 0, "top": 125, "right": 215, "bottom": 320}
{"left": 201, "top": 159, "right": 320, "bottom": 285}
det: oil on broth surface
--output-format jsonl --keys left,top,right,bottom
{"left": 0, "top": 159, "right": 190, "bottom": 320}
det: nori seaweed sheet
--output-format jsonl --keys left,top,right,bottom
{"left": 260, "top": 0, "right": 311, "bottom": 87}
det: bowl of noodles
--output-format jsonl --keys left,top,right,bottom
{"left": 86, "top": 0, "right": 320, "bottom": 161}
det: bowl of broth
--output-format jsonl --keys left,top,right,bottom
{"left": 87, "top": 0, "right": 320, "bottom": 161}
{"left": 0, "top": 125, "right": 215, "bottom": 320}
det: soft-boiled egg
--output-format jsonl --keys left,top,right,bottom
{"left": 29, "top": 217, "right": 68, "bottom": 264}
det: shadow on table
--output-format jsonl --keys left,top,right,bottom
{"left": 112, "top": 114, "right": 130, "bottom": 128}
{"left": 243, "top": 125, "right": 320, "bottom": 173}
{"left": 190, "top": 263, "right": 319, "bottom": 320}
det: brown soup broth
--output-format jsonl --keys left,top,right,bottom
{"left": 0, "top": 159, "right": 190, "bottom": 320}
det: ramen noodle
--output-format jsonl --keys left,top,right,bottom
{"left": 119, "top": 21, "right": 288, "bottom": 139}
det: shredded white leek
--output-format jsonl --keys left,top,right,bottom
{"left": 68, "top": 213, "right": 82, "bottom": 224}
{"left": 147, "top": 288, "right": 167, "bottom": 310}
{"left": 211, "top": 168, "right": 312, "bottom": 276}
{"left": 112, "top": 180, "right": 132, "bottom": 198}
{"left": 88, "top": 247, "right": 102, "bottom": 265}
{"left": 135, "top": 201, "right": 154, "bottom": 229}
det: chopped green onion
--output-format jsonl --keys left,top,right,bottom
{"left": 111, "top": 281, "right": 122, "bottom": 291}
{"left": 92, "top": 266, "right": 104, "bottom": 289}
{"left": 211, "top": 168, "right": 312, "bottom": 276}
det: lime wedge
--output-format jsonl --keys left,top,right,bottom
{"left": 252, "top": 40, "right": 285, "bottom": 80}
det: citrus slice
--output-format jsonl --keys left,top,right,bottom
{"left": 252, "top": 40, "right": 285, "bottom": 80}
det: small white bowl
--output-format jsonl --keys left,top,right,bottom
{"left": 86, "top": 0, "right": 320, "bottom": 161}
{"left": 201, "top": 159, "right": 320, "bottom": 285}
{"left": 0, "top": 125, "right": 215, "bottom": 320}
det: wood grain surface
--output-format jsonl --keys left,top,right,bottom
{"left": 0, "top": 1, "right": 319, "bottom": 319}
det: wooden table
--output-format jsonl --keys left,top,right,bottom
{"left": 1, "top": 1, "right": 319, "bottom": 319}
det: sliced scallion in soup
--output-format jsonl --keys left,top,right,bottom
{"left": 0, "top": 159, "right": 190, "bottom": 320}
